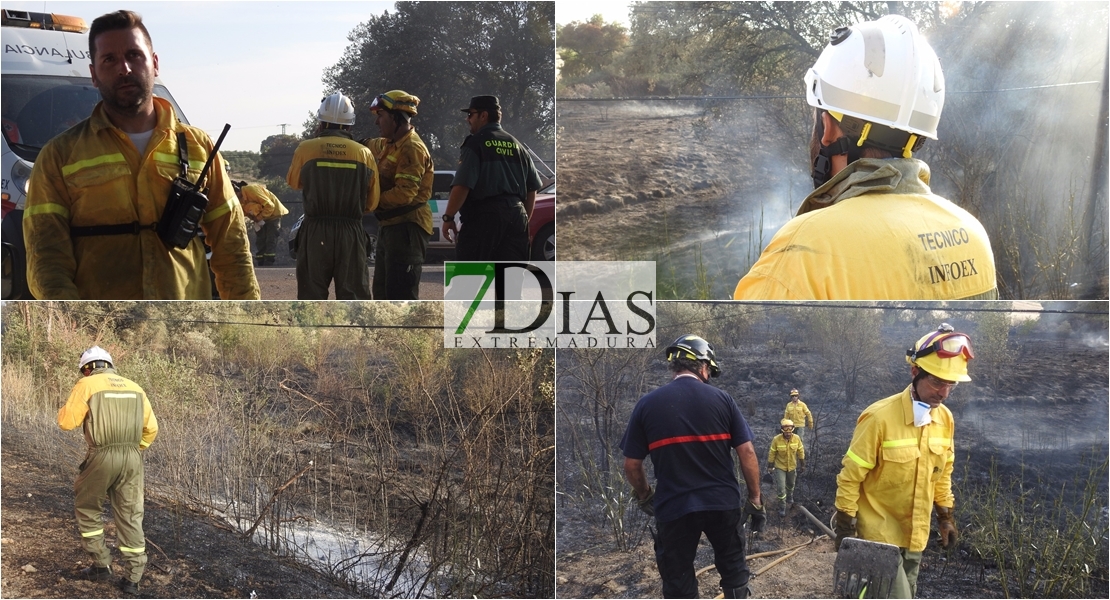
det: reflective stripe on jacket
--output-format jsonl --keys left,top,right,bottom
{"left": 834, "top": 385, "right": 955, "bottom": 552}
{"left": 58, "top": 368, "right": 158, "bottom": 450}
{"left": 286, "top": 130, "right": 379, "bottom": 218}
{"left": 767, "top": 433, "right": 805, "bottom": 471}
{"left": 734, "top": 158, "right": 997, "bottom": 300}
{"left": 23, "top": 98, "right": 259, "bottom": 299}
{"left": 240, "top": 183, "right": 288, "bottom": 222}
{"left": 363, "top": 129, "right": 434, "bottom": 234}
{"left": 784, "top": 400, "right": 814, "bottom": 429}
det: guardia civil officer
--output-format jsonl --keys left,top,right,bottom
{"left": 834, "top": 324, "right": 966, "bottom": 598}
{"left": 734, "top": 15, "right": 996, "bottom": 300}
{"left": 441, "top": 95, "right": 542, "bottom": 260}
{"left": 287, "top": 93, "right": 380, "bottom": 299}
{"left": 621, "top": 335, "right": 766, "bottom": 598}
{"left": 58, "top": 347, "right": 158, "bottom": 596}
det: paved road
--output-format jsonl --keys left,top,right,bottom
{"left": 253, "top": 264, "right": 445, "bottom": 300}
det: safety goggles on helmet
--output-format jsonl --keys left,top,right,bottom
{"left": 370, "top": 93, "right": 418, "bottom": 114}
{"left": 908, "top": 331, "right": 975, "bottom": 362}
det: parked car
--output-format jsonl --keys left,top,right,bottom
{"left": 529, "top": 181, "right": 555, "bottom": 261}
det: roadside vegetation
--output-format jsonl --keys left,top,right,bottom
{"left": 1, "top": 301, "right": 555, "bottom": 598}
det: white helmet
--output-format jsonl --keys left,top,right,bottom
{"left": 318, "top": 92, "right": 356, "bottom": 127}
{"left": 79, "top": 346, "right": 113, "bottom": 370}
{"left": 805, "top": 14, "right": 944, "bottom": 140}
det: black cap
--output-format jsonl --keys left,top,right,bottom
{"left": 461, "top": 95, "right": 500, "bottom": 113}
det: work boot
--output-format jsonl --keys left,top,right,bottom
{"left": 118, "top": 578, "right": 140, "bottom": 596}
{"left": 779, "top": 504, "right": 787, "bottom": 517}
{"left": 786, "top": 494, "right": 794, "bottom": 505}
{"left": 722, "top": 583, "right": 750, "bottom": 598}
{"left": 79, "top": 565, "right": 112, "bottom": 581}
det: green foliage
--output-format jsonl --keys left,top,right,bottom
{"left": 258, "top": 134, "right": 300, "bottom": 180}
{"left": 556, "top": 15, "right": 629, "bottom": 81}
{"left": 324, "top": 1, "right": 555, "bottom": 167}
{"left": 223, "top": 150, "right": 260, "bottom": 179}
{"left": 958, "top": 455, "right": 1109, "bottom": 598}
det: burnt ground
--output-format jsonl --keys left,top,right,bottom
{"left": 554, "top": 329, "right": 1110, "bottom": 599}
{"left": 556, "top": 100, "right": 809, "bottom": 299}
{"left": 0, "top": 425, "right": 356, "bottom": 599}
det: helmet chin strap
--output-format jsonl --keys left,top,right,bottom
{"left": 811, "top": 136, "right": 859, "bottom": 188}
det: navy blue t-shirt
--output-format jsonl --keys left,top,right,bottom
{"left": 621, "top": 375, "right": 754, "bottom": 523}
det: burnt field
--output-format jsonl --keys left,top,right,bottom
{"left": 555, "top": 304, "right": 1110, "bottom": 598}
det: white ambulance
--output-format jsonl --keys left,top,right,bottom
{"left": 1, "top": 9, "right": 189, "bottom": 298}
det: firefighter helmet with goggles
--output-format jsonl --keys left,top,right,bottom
{"left": 79, "top": 346, "right": 113, "bottom": 371}
{"left": 805, "top": 14, "right": 945, "bottom": 144}
{"left": 790, "top": 389, "right": 800, "bottom": 397}
{"left": 781, "top": 419, "right": 795, "bottom": 431}
{"left": 665, "top": 334, "right": 721, "bottom": 378}
{"left": 906, "top": 324, "right": 973, "bottom": 382}
{"left": 369, "top": 90, "right": 419, "bottom": 116}
{"left": 318, "top": 92, "right": 356, "bottom": 126}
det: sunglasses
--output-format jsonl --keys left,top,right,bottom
{"left": 923, "top": 373, "right": 959, "bottom": 389}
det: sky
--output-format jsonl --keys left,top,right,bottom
{"left": 555, "top": 1, "right": 630, "bottom": 27}
{"left": 3, "top": 1, "right": 395, "bottom": 151}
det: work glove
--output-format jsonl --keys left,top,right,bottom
{"left": 743, "top": 498, "right": 766, "bottom": 533}
{"left": 833, "top": 510, "right": 856, "bottom": 551}
{"left": 798, "top": 459, "right": 806, "bottom": 473}
{"left": 766, "top": 463, "right": 775, "bottom": 474}
{"left": 935, "top": 505, "right": 958, "bottom": 548}
{"left": 636, "top": 487, "right": 655, "bottom": 517}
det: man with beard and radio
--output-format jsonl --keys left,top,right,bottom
{"left": 23, "top": 10, "right": 258, "bottom": 299}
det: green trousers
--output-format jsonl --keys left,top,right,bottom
{"left": 772, "top": 468, "right": 797, "bottom": 502}
{"left": 372, "top": 222, "right": 429, "bottom": 300}
{"left": 75, "top": 447, "right": 147, "bottom": 583}
{"left": 889, "top": 549, "right": 923, "bottom": 598}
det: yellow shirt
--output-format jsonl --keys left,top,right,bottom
{"left": 767, "top": 433, "right": 805, "bottom": 471}
{"left": 58, "top": 369, "right": 158, "bottom": 450}
{"left": 784, "top": 399, "right": 814, "bottom": 429}
{"left": 240, "top": 183, "right": 289, "bottom": 222}
{"left": 835, "top": 385, "right": 955, "bottom": 552}
{"left": 734, "top": 159, "right": 997, "bottom": 300}
{"left": 24, "top": 98, "right": 259, "bottom": 299}
{"left": 363, "top": 129, "right": 434, "bottom": 235}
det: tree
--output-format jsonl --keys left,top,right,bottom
{"left": 258, "top": 134, "right": 300, "bottom": 179}
{"left": 556, "top": 15, "right": 628, "bottom": 81}
{"left": 324, "top": 1, "right": 555, "bottom": 167}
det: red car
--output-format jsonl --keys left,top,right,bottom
{"left": 529, "top": 181, "right": 555, "bottom": 260}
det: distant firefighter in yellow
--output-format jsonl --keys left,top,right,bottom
{"left": 767, "top": 419, "right": 806, "bottom": 516}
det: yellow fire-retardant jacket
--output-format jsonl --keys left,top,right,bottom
{"left": 835, "top": 385, "right": 955, "bottom": 552}
{"left": 58, "top": 368, "right": 158, "bottom": 450}
{"left": 23, "top": 98, "right": 259, "bottom": 300}
{"left": 784, "top": 399, "right": 814, "bottom": 429}
{"left": 362, "top": 128, "right": 434, "bottom": 235}
{"left": 734, "top": 159, "right": 997, "bottom": 300}
{"left": 240, "top": 183, "right": 289, "bottom": 222}
{"left": 767, "top": 433, "right": 805, "bottom": 471}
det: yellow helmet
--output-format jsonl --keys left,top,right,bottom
{"left": 780, "top": 419, "right": 795, "bottom": 431}
{"left": 370, "top": 90, "right": 420, "bottom": 115}
{"left": 906, "top": 323, "right": 973, "bottom": 383}
{"left": 790, "top": 389, "right": 799, "bottom": 397}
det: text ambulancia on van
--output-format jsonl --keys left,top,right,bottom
{"left": 1, "top": 10, "right": 189, "bottom": 299}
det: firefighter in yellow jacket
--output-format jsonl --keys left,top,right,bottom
{"left": 767, "top": 419, "right": 805, "bottom": 516}
{"left": 833, "top": 324, "right": 966, "bottom": 598}
{"left": 23, "top": 10, "right": 258, "bottom": 300}
{"left": 234, "top": 181, "right": 289, "bottom": 266}
{"left": 58, "top": 347, "right": 158, "bottom": 596}
{"left": 287, "top": 92, "right": 380, "bottom": 299}
{"left": 734, "top": 15, "right": 996, "bottom": 300}
{"left": 360, "top": 90, "right": 434, "bottom": 299}
{"left": 783, "top": 388, "right": 814, "bottom": 440}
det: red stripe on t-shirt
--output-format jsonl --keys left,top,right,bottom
{"left": 648, "top": 432, "right": 732, "bottom": 450}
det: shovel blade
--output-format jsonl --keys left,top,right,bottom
{"left": 833, "top": 537, "right": 901, "bottom": 598}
